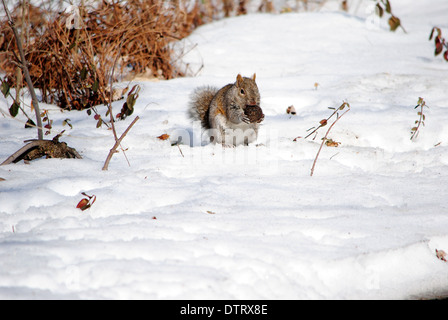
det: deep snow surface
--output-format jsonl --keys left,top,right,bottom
{"left": 1, "top": 0, "right": 448, "bottom": 299}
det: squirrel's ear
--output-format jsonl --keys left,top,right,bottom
{"left": 252, "top": 73, "right": 256, "bottom": 81}
{"left": 236, "top": 74, "right": 243, "bottom": 87}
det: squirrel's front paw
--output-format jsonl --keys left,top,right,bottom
{"left": 241, "top": 115, "right": 251, "bottom": 124}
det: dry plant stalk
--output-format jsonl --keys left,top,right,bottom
{"left": 410, "top": 97, "right": 428, "bottom": 141}
{"left": 101, "top": 39, "right": 139, "bottom": 171}
{"left": 102, "top": 115, "right": 139, "bottom": 171}
{"left": 296, "top": 102, "right": 347, "bottom": 141}
{"left": 374, "top": 0, "right": 406, "bottom": 33}
{"left": 310, "top": 102, "right": 350, "bottom": 176}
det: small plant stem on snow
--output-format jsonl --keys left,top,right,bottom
{"left": 310, "top": 104, "right": 350, "bottom": 176}
{"left": 102, "top": 116, "right": 139, "bottom": 171}
{"left": 102, "top": 35, "right": 137, "bottom": 170}
{"left": 107, "top": 37, "right": 125, "bottom": 142}
{"left": 410, "top": 98, "right": 428, "bottom": 141}
{"left": 304, "top": 105, "right": 343, "bottom": 140}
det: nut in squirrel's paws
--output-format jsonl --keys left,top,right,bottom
{"left": 244, "top": 105, "right": 264, "bottom": 123}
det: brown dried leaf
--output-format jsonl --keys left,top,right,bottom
{"left": 375, "top": 3, "right": 384, "bottom": 17}
{"left": 436, "top": 249, "right": 447, "bottom": 262}
{"left": 388, "top": 16, "right": 401, "bottom": 32}
{"left": 325, "top": 139, "right": 340, "bottom": 147}
{"left": 157, "top": 133, "right": 170, "bottom": 140}
{"left": 286, "top": 105, "right": 296, "bottom": 115}
{"left": 384, "top": 0, "right": 391, "bottom": 13}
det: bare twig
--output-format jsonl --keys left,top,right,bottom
{"left": 301, "top": 105, "right": 343, "bottom": 140}
{"left": 108, "top": 36, "right": 126, "bottom": 141}
{"left": 14, "top": 0, "right": 26, "bottom": 105}
{"left": 103, "top": 35, "right": 133, "bottom": 168}
{"left": 310, "top": 103, "right": 350, "bottom": 176}
{"left": 102, "top": 115, "right": 139, "bottom": 171}
{"left": 1, "top": 0, "right": 43, "bottom": 140}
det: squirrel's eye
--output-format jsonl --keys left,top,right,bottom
{"left": 240, "top": 89, "right": 245, "bottom": 95}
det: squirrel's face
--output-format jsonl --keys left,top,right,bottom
{"left": 235, "top": 74, "right": 260, "bottom": 107}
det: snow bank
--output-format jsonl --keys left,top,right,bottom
{"left": 1, "top": 0, "right": 448, "bottom": 299}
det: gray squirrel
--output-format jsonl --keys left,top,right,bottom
{"left": 188, "top": 74, "right": 264, "bottom": 146}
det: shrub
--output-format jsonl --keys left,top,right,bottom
{"left": 0, "top": 0, "right": 209, "bottom": 110}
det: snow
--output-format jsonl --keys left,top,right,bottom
{"left": 1, "top": 0, "right": 448, "bottom": 299}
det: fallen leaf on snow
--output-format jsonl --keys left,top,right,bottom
{"left": 286, "top": 105, "right": 296, "bottom": 115}
{"left": 325, "top": 138, "right": 340, "bottom": 147}
{"left": 436, "top": 249, "right": 447, "bottom": 262}
{"left": 76, "top": 193, "right": 96, "bottom": 211}
{"left": 157, "top": 133, "right": 170, "bottom": 140}
{"left": 76, "top": 198, "right": 90, "bottom": 210}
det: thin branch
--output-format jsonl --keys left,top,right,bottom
{"left": 303, "top": 106, "right": 342, "bottom": 140}
{"left": 15, "top": 0, "right": 26, "bottom": 104}
{"left": 1, "top": 0, "right": 43, "bottom": 140}
{"left": 103, "top": 35, "right": 132, "bottom": 168}
{"left": 102, "top": 115, "right": 139, "bottom": 171}
{"left": 108, "top": 36, "right": 126, "bottom": 141}
{"left": 310, "top": 104, "right": 350, "bottom": 177}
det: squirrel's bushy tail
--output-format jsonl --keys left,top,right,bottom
{"left": 188, "top": 86, "right": 217, "bottom": 130}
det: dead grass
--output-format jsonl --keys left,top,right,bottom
{"left": 0, "top": 0, "right": 222, "bottom": 110}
